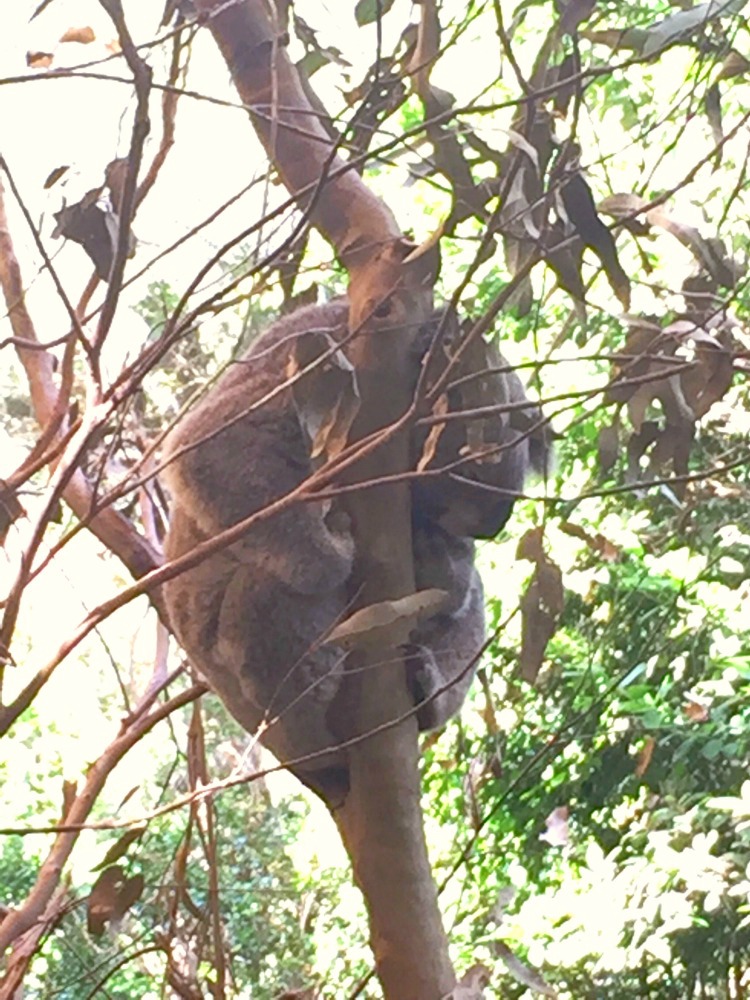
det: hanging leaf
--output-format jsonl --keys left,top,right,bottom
{"left": 517, "top": 527, "right": 564, "bottom": 683}
{"left": 59, "top": 26, "right": 95, "bottom": 44}
{"left": 675, "top": 326, "right": 735, "bottom": 419}
{"left": 641, "top": 0, "right": 746, "bottom": 58}
{"left": 519, "top": 558, "right": 564, "bottom": 683}
{"left": 93, "top": 826, "right": 147, "bottom": 871}
{"left": 43, "top": 165, "right": 70, "bottom": 189}
{"left": 717, "top": 48, "right": 750, "bottom": 80}
{"left": 60, "top": 779, "right": 77, "bottom": 819}
{"left": 582, "top": 0, "right": 746, "bottom": 57}
{"left": 560, "top": 173, "right": 631, "bottom": 308}
{"left": 597, "top": 422, "right": 620, "bottom": 473}
{"left": 26, "top": 51, "right": 54, "bottom": 68}
{"left": 635, "top": 737, "right": 656, "bottom": 777}
{"left": 705, "top": 83, "right": 724, "bottom": 164}
{"left": 105, "top": 158, "right": 130, "bottom": 214}
{"left": 325, "top": 589, "right": 449, "bottom": 651}
{"left": 559, "top": 521, "right": 622, "bottom": 562}
{"left": 551, "top": 51, "right": 581, "bottom": 117}
{"left": 355, "top": 0, "right": 396, "bottom": 28}
{"left": 52, "top": 189, "right": 116, "bottom": 281}
{"left": 517, "top": 525, "right": 545, "bottom": 563}
{"left": 87, "top": 866, "right": 144, "bottom": 936}
{"left": 495, "top": 943, "right": 558, "bottom": 996}
{"left": 417, "top": 393, "right": 449, "bottom": 472}
{"left": 0, "top": 481, "right": 25, "bottom": 546}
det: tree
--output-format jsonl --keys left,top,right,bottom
{"left": 1, "top": 0, "right": 750, "bottom": 997}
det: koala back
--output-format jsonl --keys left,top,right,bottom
{"left": 162, "top": 301, "right": 355, "bottom": 789}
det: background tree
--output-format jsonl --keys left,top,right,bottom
{"left": 1, "top": 0, "right": 750, "bottom": 997}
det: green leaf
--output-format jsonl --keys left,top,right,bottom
{"left": 355, "top": 0, "right": 395, "bottom": 27}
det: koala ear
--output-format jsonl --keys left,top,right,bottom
{"left": 288, "top": 331, "right": 361, "bottom": 461}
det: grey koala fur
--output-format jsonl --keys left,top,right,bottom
{"left": 161, "top": 299, "right": 545, "bottom": 796}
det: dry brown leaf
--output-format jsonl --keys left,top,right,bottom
{"left": 480, "top": 671, "right": 500, "bottom": 736}
{"left": 717, "top": 49, "right": 750, "bottom": 80}
{"left": 87, "top": 868, "right": 122, "bottom": 936}
{"left": 679, "top": 329, "right": 734, "bottom": 418}
{"left": 0, "top": 481, "right": 25, "bottom": 546}
{"left": 647, "top": 207, "right": 738, "bottom": 286}
{"left": 60, "top": 26, "right": 96, "bottom": 44}
{"left": 597, "top": 423, "right": 620, "bottom": 473}
{"left": 649, "top": 424, "right": 694, "bottom": 492}
{"left": 559, "top": 521, "right": 622, "bottom": 562}
{"left": 627, "top": 385, "right": 657, "bottom": 434}
{"left": 559, "top": 520, "right": 589, "bottom": 543}
{"left": 464, "top": 756, "right": 486, "bottom": 831}
{"left": 519, "top": 557, "right": 564, "bottom": 683}
{"left": 27, "top": 51, "right": 54, "bottom": 68}
{"left": 87, "top": 866, "right": 144, "bottom": 936}
{"left": 52, "top": 188, "right": 118, "bottom": 281}
{"left": 418, "top": 394, "right": 449, "bottom": 471}
{"left": 43, "top": 165, "right": 70, "bottom": 189}
{"left": 607, "top": 320, "right": 665, "bottom": 406}
{"left": 642, "top": 0, "right": 746, "bottom": 57}
{"left": 635, "top": 736, "right": 656, "bottom": 777}
{"left": 581, "top": 28, "right": 638, "bottom": 50}
{"left": 583, "top": 1, "right": 745, "bottom": 56}
{"left": 608, "top": 312, "right": 734, "bottom": 479}
{"left": 684, "top": 699, "right": 710, "bottom": 722}
{"left": 625, "top": 421, "right": 659, "bottom": 482}
{"left": 516, "top": 525, "right": 545, "bottom": 563}
{"left": 597, "top": 535, "right": 622, "bottom": 563}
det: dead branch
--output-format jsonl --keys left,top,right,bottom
{"left": 0, "top": 177, "right": 159, "bottom": 654}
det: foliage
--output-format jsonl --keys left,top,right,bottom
{"left": 2, "top": 0, "right": 750, "bottom": 996}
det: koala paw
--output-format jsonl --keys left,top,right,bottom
{"left": 400, "top": 642, "right": 442, "bottom": 731}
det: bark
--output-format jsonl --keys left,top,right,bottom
{"left": 194, "top": 0, "right": 397, "bottom": 266}
{"left": 333, "top": 336, "right": 454, "bottom": 998}
{"left": 195, "top": 1, "right": 455, "bottom": 995}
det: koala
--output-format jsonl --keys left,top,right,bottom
{"left": 409, "top": 312, "right": 548, "bottom": 539}
{"left": 161, "top": 299, "right": 545, "bottom": 797}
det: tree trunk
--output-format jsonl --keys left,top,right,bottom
{"left": 195, "top": 1, "right": 456, "bottom": 995}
